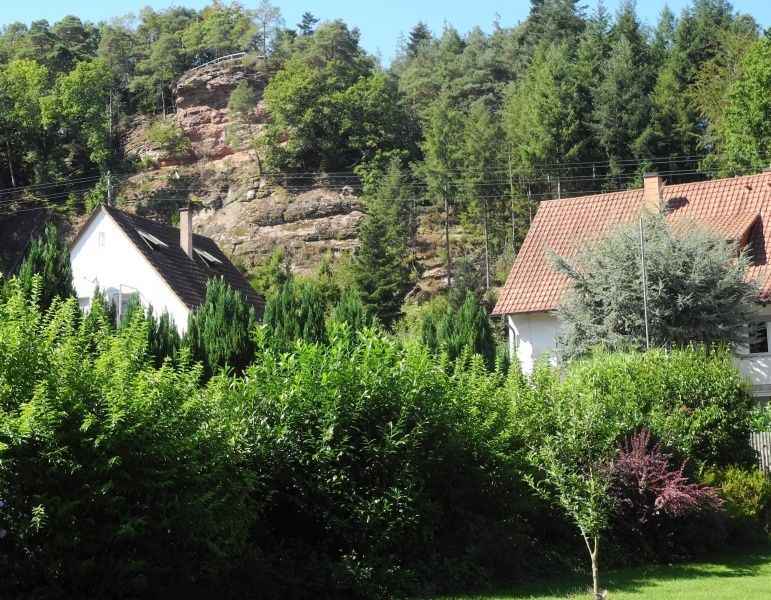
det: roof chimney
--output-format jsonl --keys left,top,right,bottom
{"left": 643, "top": 172, "right": 663, "bottom": 212}
{"left": 179, "top": 206, "right": 193, "bottom": 259}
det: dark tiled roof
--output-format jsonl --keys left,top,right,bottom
{"left": 493, "top": 172, "right": 771, "bottom": 316}
{"left": 99, "top": 204, "right": 264, "bottom": 318}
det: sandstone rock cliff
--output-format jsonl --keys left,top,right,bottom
{"left": 119, "top": 57, "right": 455, "bottom": 295}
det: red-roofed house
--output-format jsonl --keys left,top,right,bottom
{"left": 492, "top": 171, "right": 771, "bottom": 396}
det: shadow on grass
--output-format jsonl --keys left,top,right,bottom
{"left": 437, "top": 539, "right": 771, "bottom": 600}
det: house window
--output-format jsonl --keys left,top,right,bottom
{"left": 98, "top": 231, "right": 105, "bottom": 246}
{"left": 750, "top": 322, "right": 769, "bottom": 354}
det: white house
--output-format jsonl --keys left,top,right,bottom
{"left": 492, "top": 171, "right": 771, "bottom": 401}
{"left": 70, "top": 204, "right": 263, "bottom": 333}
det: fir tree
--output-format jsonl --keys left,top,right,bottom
{"left": 504, "top": 42, "right": 586, "bottom": 198}
{"left": 591, "top": 35, "right": 650, "bottom": 188}
{"left": 354, "top": 158, "right": 412, "bottom": 326}
{"left": 711, "top": 37, "right": 771, "bottom": 175}
{"left": 406, "top": 21, "right": 432, "bottom": 55}
{"left": 17, "top": 223, "right": 75, "bottom": 311}
{"left": 463, "top": 100, "right": 502, "bottom": 289}
{"left": 420, "top": 94, "right": 463, "bottom": 289}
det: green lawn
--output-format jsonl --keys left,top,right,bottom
{"left": 440, "top": 541, "right": 771, "bottom": 600}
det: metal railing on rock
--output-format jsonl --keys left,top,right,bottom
{"left": 192, "top": 52, "right": 248, "bottom": 70}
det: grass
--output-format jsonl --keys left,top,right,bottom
{"left": 439, "top": 540, "right": 771, "bottom": 599}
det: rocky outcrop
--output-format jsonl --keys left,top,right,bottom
{"left": 124, "top": 57, "right": 268, "bottom": 165}
{"left": 194, "top": 187, "right": 365, "bottom": 270}
{"left": 174, "top": 58, "right": 268, "bottom": 160}
{"left": 118, "top": 58, "right": 457, "bottom": 295}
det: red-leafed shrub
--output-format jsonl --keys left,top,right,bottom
{"left": 608, "top": 429, "right": 724, "bottom": 559}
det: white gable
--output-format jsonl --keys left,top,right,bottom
{"left": 70, "top": 208, "right": 191, "bottom": 333}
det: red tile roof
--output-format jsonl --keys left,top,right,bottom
{"left": 492, "top": 172, "right": 771, "bottom": 316}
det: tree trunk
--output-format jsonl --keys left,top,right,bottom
{"left": 483, "top": 196, "right": 490, "bottom": 289}
{"left": 582, "top": 532, "right": 601, "bottom": 600}
{"left": 591, "top": 538, "right": 600, "bottom": 600}
{"left": 161, "top": 84, "right": 166, "bottom": 118}
{"left": 444, "top": 184, "right": 452, "bottom": 290}
{"left": 5, "top": 129, "right": 16, "bottom": 188}
{"left": 508, "top": 152, "right": 516, "bottom": 244}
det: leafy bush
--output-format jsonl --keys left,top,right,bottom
{"left": 0, "top": 283, "right": 256, "bottom": 598}
{"left": 146, "top": 119, "right": 192, "bottom": 158}
{"left": 560, "top": 348, "right": 756, "bottom": 467}
{"left": 702, "top": 466, "right": 771, "bottom": 540}
{"left": 212, "top": 327, "right": 529, "bottom": 597}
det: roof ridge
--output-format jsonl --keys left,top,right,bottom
{"left": 102, "top": 203, "right": 216, "bottom": 244}
{"left": 538, "top": 172, "right": 771, "bottom": 207}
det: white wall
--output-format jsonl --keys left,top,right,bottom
{"left": 507, "top": 312, "right": 561, "bottom": 374}
{"left": 736, "top": 304, "right": 771, "bottom": 394}
{"left": 507, "top": 305, "right": 771, "bottom": 396}
{"left": 70, "top": 209, "right": 190, "bottom": 333}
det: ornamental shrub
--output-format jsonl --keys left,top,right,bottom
{"left": 560, "top": 347, "right": 755, "bottom": 467}
{"left": 701, "top": 466, "right": 771, "bottom": 540}
{"left": 0, "top": 282, "right": 257, "bottom": 598}
{"left": 186, "top": 277, "right": 256, "bottom": 377}
{"left": 16, "top": 223, "right": 75, "bottom": 312}
{"left": 608, "top": 429, "right": 723, "bottom": 559}
{"left": 211, "top": 325, "right": 529, "bottom": 597}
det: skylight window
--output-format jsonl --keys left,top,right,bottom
{"left": 195, "top": 248, "right": 222, "bottom": 267}
{"left": 137, "top": 229, "right": 168, "bottom": 250}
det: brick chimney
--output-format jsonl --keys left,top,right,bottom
{"left": 643, "top": 172, "right": 663, "bottom": 212}
{"left": 179, "top": 206, "right": 193, "bottom": 259}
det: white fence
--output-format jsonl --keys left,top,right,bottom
{"left": 750, "top": 431, "right": 771, "bottom": 473}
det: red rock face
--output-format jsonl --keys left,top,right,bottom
{"left": 173, "top": 59, "right": 268, "bottom": 161}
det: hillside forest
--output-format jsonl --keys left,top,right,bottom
{"left": 2, "top": 2, "right": 771, "bottom": 598}
{"left": 1, "top": 1, "right": 771, "bottom": 317}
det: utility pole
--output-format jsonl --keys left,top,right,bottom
{"left": 639, "top": 215, "right": 650, "bottom": 350}
{"left": 444, "top": 182, "right": 452, "bottom": 290}
{"left": 107, "top": 171, "right": 113, "bottom": 206}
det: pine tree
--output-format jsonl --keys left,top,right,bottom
{"left": 17, "top": 223, "right": 75, "bottom": 311}
{"left": 185, "top": 277, "right": 256, "bottom": 377}
{"left": 297, "top": 12, "right": 319, "bottom": 36}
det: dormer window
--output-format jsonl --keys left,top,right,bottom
{"left": 195, "top": 248, "right": 222, "bottom": 267}
{"left": 138, "top": 229, "right": 168, "bottom": 250}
